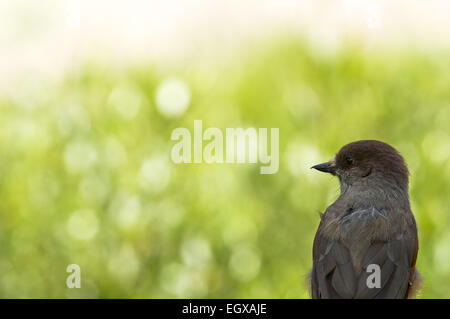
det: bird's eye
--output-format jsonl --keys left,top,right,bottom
{"left": 346, "top": 156, "right": 354, "bottom": 165}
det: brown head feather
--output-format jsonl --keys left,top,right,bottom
{"left": 335, "top": 140, "right": 409, "bottom": 189}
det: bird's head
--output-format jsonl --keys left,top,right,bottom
{"left": 311, "top": 140, "right": 409, "bottom": 192}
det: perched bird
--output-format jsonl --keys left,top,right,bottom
{"left": 310, "top": 140, "right": 420, "bottom": 299}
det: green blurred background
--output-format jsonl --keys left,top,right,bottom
{"left": 0, "top": 37, "right": 449, "bottom": 298}
{"left": 1, "top": 0, "right": 450, "bottom": 298}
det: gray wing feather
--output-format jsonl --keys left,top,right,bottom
{"left": 312, "top": 235, "right": 356, "bottom": 298}
{"left": 355, "top": 235, "right": 416, "bottom": 299}
{"left": 312, "top": 210, "right": 418, "bottom": 299}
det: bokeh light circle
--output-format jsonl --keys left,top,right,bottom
{"left": 155, "top": 77, "right": 191, "bottom": 117}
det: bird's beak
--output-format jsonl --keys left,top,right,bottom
{"left": 311, "top": 159, "right": 337, "bottom": 175}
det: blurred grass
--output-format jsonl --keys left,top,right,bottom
{"left": 0, "top": 37, "right": 449, "bottom": 298}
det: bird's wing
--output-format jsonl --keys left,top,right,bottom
{"left": 311, "top": 209, "right": 419, "bottom": 299}
{"left": 311, "top": 227, "right": 357, "bottom": 298}
{"left": 354, "top": 232, "right": 419, "bottom": 299}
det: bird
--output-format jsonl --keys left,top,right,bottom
{"left": 309, "top": 140, "right": 421, "bottom": 299}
